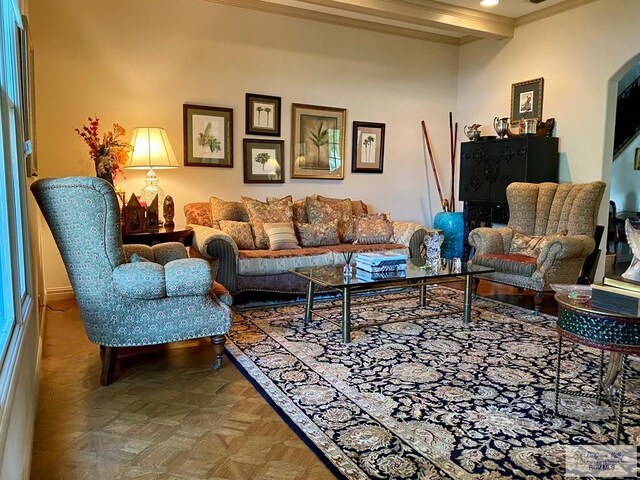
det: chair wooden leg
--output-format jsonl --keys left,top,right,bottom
{"left": 100, "top": 346, "right": 118, "bottom": 386}
{"left": 517, "top": 287, "right": 524, "bottom": 295}
{"left": 533, "top": 292, "right": 544, "bottom": 316}
{"left": 211, "top": 335, "right": 226, "bottom": 370}
{"left": 472, "top": 277, "right": 480, "bottom": 300}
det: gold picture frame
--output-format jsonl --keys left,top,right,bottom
{"left": 291, "top": 103, "right": 346, "bottom": 180}
{"left": 510, "top": 77, "right": 544, "bottom": 127}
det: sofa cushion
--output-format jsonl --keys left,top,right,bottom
{"left": 243, "top": 196, "right": 294, "bottom": 249}
{"left": 268, "top": 195, "right": 308, "bottom": 225}
{"left": 296, "top": 220, "right": 340, "bottom": 247}
{"left": 264, "top": 222, "right": 300, "bottom": 251}
{"left": 510, "top": 231, "right": 567, "bottom": 257}
{"left": 219, "top": 220, "right": 256, "bottom": 250}
{"left": 317, "top": 195, "right": 367, "bottom": 217}
{"left": 237, "top": 247, "right": 334, "bottom": 276}
{"left": 306, "top": 196, "right": 354, "bottom": 243}
{"left": 354, "top": 213, "right": 393, "bottom": 244}
{"left": 209, "top": 196, "right": 249, "bottom": 228}
{"left": 473, "top": 253, "right": 537, "bottom": 277}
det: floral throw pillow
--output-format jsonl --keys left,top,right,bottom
{"left": 209, "top": 196, "right": 249, "bottom": 229}
{"left": 242, "top": 196, "right": 293, "bottom": 249}
{"left": 219, "top": 220, "right": 256, "bottom": 250}
{"left": 354, "top": 214, "right": 393, "bottom": 244}
{"left": 263, "top": 222, "right": 300, "bottom": 251}
{"left": 267, "top": 195, "right": 308, "bottom": 225}
{"left": 510, "top": 231, "right": 567, "bottom": 257}
{"left": 296, "top": 221, "right": 340, "bottom": 247}
{"left": 317, "top": 195, "right": 367, "bottom": 217}
{"left": 306, "top": 197, "right": 354, "bottom": 243}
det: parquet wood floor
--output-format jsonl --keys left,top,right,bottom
{"left": 30, "top": 281, "right": 556, "bottom": 479}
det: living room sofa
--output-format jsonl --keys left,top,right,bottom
{"left": 185, "top": 195, "right": 428, "bottom": 298}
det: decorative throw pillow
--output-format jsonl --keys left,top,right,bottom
{"left": 219, "top": 220, "right": 256, "bottom": 250}
{"left": 354, "top": 214, "right": 393, "bottom": 244}
{"left": 263, "top": 222, "right": 300, "bottom": 251}
{"left": 267, "top": 195, "right": 308, "bottom": 225}
{"left": 306, "top": 197, "right": 354, "bottom": 243}
{"left": 129, "top": 253, "right": 151, "bottom": 263}
{"left": 317, "top": 195, "right": 367, "bottom": 217}
{"left": 184, "top": 202, "right": 213, "bottom": 227}
{"left": 242, "top": 196, "right": 294, "bottom": 249}
{"left": 209, "top": 196, "right": 249, "bottom": 229}
{"left": 296, "top": 221, "right": 340, "bottom": 247}
{"left": 510, "top": 231, "right": 567, "bottom": 257}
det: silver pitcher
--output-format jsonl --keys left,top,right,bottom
{"left": 494, "top": 117, "right": 509, "bottom": 139}
{"left": 464, "top": 124, "right": 481, "bottom": 141}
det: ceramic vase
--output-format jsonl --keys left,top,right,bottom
{"left": 433, "top": 211, "right": 464, "bottom": 259}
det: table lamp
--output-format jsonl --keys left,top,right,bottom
{"left": 125, "top": 127, "right": 178, "bottom": 207}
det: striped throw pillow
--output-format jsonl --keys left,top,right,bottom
{"left": 263, "top": 222, "right": 300, "bottom": 251}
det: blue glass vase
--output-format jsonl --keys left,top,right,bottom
{"left": 433, "top": 211, "right": 464, "bottom": 259}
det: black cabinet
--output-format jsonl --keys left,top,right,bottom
{"left": 459, "top": 136, "right": 559, "bottom": 260}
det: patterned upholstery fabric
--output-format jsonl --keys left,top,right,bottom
{"left": 472, "top": 254, "right": 537, "bottom": 277}
{"left": 189, "top": 224, "right": 238, "bottom": 260}
{"left": 316, "top": 195, "right": 368, "bottom": 217}
{"left": 267, "top": 196, "right": 309, "bottom": 226}
{"left": 209, "top": 196, "right": 250, "bottom": 228}
{"left": 184, "top": 202, "right": 213, "bottom": 228}
{"left": 113, "top": 262, "right": 167, "bottom": 299}
{"left": 469, "top": 181, "right": 605, "bottom": 292}
{"left": 354, "top": 214, "right": 393, "bottom": 244}
{"left": 306, "top": 196, "right": 354, "bottom": 243}
{"left": 238, "top": 248, "right": 335, "bottom": 276}
{"left": 242, "top": 196, "right": 293, "bottom": 249}
{"left": 31, "top": 176, "right": 232, "bottom": 347}
{"left": 329, "top": 244, "right": 408, "bottom": 257}
{"left": 263, "top": 222, "right": 300, "bottom": 250}
{"left": 165, "top": 258, "right": 212, "bottom": 297}
{"left": 219, "top": 220, "right": 256, "bottom": 250}
{"left": 509, "top": 231, "right": 567, "bottom": 257}
{"left": 296, "top": 221, "right": 340, "bottom": 247}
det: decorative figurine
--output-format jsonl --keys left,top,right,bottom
{"left": 622, "top": 219, "right": 640, "bottom": 281}
{"left": 146, "top": 195, "right": 160, "bottom": 232}
{"left": 163, "top": 195, "right": 175, "bottom": 228}
{"left": 123, "top": 194, "right": 147, "bottom": 234}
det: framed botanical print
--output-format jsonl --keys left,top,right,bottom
{"left": 352, "top": 121, "right": 385, "bottom": 173}
{"left": 291, "top": 103, "right": 346, "bottom": 180}
{"left": 243, "top": 139, "right": 284, "bottom": 183}
{"left": 246, "top": 93, "right": 281, "bottom": 136}
{"left": 510, "top": 78, "right": 544, "bottom": 127}
{"left": 183, "top": 104, "right": 233, "bottom": 167}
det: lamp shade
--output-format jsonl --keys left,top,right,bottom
{"left": 126, "top": 127, "right": 178, "bottom": 169}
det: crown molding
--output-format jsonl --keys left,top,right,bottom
{"left": 515, "top": 0, "right": 598, "bottom": 27}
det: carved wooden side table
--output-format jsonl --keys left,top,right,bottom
{"left": 122, "top": 225, "right": 193, "bottom": 247}
{"left": 554, "top": 293, "right": 640, "bottom": 444}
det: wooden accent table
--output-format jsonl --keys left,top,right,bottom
{"left": 122, "top": 225, "right": 193, "bottom": 246}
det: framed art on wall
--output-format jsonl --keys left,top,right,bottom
{"left": 246, "top": 93, "right": 281, "bottom": 136}
{"left": 291, "top": 103, "right": 346, "bottom": 180}
{"left": 634, "top": 148, "right": 640, "bottom": 170}
{"left": 351, "top": 121, "right": 385, "bottom": 173}
{"left": 510, "top": 77, "right": 544, "bottom": 127}
{"left": 243, "top": 139, "right": 284, "bottom": 183}
{"left": 18, "top": 16, "right": 37, "bottom": 176}
{"left": 183, "top": 104, "right": 233, "bottom": 167}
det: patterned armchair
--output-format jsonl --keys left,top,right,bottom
{"left": 31, "top": 177, "right": 233, "bottom": 385}
{"left": 469, "top": 181, "right": 606, "bottom": 314}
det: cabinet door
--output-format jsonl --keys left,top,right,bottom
{"left": 459, "top": 144, "right": 491, "bottom": 202}
{"left": 489, "top": 140, "right": 526, "bottom": 202}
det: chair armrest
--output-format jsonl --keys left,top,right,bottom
{"left": 391, "top": 221, "right": 428, "bottom": 258}
{"left": 189, "top": 224, "right": 239, "bottom": 294}
{"left": 165, "top": 258, "right": 212, "bottom": 297}
{"left": 537, "top": 235, "right": 595, "bottom": 266}
{"left": 469, "top": 227, "right": 512, "bottom": 255}
{"left": 113, "top": 262, "right": 166, "bottom": 299}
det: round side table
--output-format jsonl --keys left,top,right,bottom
{"left": 122, "top": 225, "right": 194, "bottom": 247}
{"left": 554, "top": 293, "right": 640, "bottom": 443}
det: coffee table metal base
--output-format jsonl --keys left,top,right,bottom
{"left": 303, "top": 275, "right": 475, "bottom": 343}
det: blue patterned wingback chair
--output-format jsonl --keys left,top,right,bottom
{"left": 31, "top": 177, "right": 233, "bottom": 385}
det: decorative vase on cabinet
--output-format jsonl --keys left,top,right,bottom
{"left": 433, "top": 211, "right": 464, "bottom": 259}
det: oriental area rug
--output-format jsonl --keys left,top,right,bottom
{"left": 226, "top": 287, "right": 640, "bottom": 479}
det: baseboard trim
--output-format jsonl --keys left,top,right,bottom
{"left": 45, "top": 287, "right": 74, "bottom": 303}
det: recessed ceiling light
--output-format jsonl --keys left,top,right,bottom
{"left": 480, "top": 0, "right": 499, "bottom": 6}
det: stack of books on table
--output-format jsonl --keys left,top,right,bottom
{"left": 355, "top": 252, "right": 408, "bottom": 281}
{"left": 591, "top": 274, "right": 640, "bottom": 316}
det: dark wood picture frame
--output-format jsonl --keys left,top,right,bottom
{"left": 351, "top": 121, "right": 385, "bottom": 173}
{"left": 183, "top": 103, "right": 233, "bottom": 167}
{"left": 243, "top": 139, "right": 285, "bottom": 184}
{"left": 245, "top": 93, "right": 281, "bottom": 137}
{"left": 291, "top": 103, "right": 346, "bottom": 180}
{"left": 18, "top": 16, "right": 37, "bottom": 177}
{"left": 510, "top": 77, "right": 544, "bottom": 127}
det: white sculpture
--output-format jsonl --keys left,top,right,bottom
{"left": 622, "top": 218, "right": 640, "bottom": 281}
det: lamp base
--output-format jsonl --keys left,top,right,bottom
{"left": 140, "top": 168, "right": 164, "bottom": 214}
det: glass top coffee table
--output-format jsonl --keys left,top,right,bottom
{"left": 289, "top": 259, "right": 494, "bottom": 343}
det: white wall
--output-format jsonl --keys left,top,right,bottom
{"left": 31, "top": 0, "right": 459, "bottom": 292}
{"left": 457, "top": 0, "right": 640, "bottom": 275}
